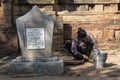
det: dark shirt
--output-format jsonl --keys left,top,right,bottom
{"left": 71, "top": 34, "right": 95, "bottom": 55}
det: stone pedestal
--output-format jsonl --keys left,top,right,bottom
{"left": 10, "top": 57, "right": 63, "bottom": 75}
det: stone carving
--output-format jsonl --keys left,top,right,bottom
{"left": 16, "top": 5, "right": 54, "bottom": 58}
{"left": 10, "top": 5, "right": 64, "bottom": 75}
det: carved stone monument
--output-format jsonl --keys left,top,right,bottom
{"left": 10, "top": 5, "right": 64, "bottom": 75}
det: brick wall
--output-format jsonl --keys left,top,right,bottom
{"left": 0, "top": 0, "right": 120, "bottom": 57}
{"left": 0, "top": 0, "right": 19, "bottom": 58}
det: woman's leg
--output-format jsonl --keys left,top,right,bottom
{"left": 73, "top": 54, "right": 84, "bottom": 60}
{"left": 77, "top": 42, "right": 94, "bottom": 61}
{"left": 85, "top": 41, "right": 94, "bottom": 57}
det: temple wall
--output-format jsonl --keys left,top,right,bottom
{"left": 0, "top": 0, "right": 120, "bottom": 57}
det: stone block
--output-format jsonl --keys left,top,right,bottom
{"left": 72, "top": 25, "right": 77, "bottom": 31}
{"left": 10, "top": 57, "right": 64, "bottom": 75}
{"left": 3, "top": 3, "right": 11, "bottom": 10}
{"left": 63, "top": 15, "right": 105, "bottom": 22}
{"left": 94, "top": 5, "right": 103, "bottom": 12}
{"left": 53, "top": 5, "right": 61, "bottom": 11}
{"left": 4, "top": 11, "right": 11, "bottom": 16}
{"left": 77, "top": 5, "right": 88, "bottom": 11}
{"left": 55, "top": 16, "right": 63, "bottom": 29}
{"left": 0, "top": 8, "right": 3, "bottom": 12}
{"left": 74, "top": 0, "right": 119, "bottom": 4}
{"left": 63, "top": 16, "right": 81, "bottom": 22}
{"left": 42, "top": 11, "right": 55, "bottom": 16}
{"left": 14, "top": 0, "right": 28, "bottom": 4}
{"left": 87, "top": 30, "right": 103, "bottom": 39}
{"left": 106, "top": 30, "right": 114, "bottom": 40}
{"left": 109, "top": 4, "right": 118, "bottom": 12}
{"left": 107, "top": 25, "right": 120, "bottom": 30}
{"left": 4, "top": 23, "right": 12, "bottom": 28}
{"left": 40, "top": 5, "right": 53, "bottom": 11}
{"left": 0, "top": 18, "right": 5, "bottom": 24}
{"left": 104, "top": 4, "right": 118, "bottom": 12}
{"left": 21, "top": 6, "right": 32, "bottom": 13}
{"left": 0, "top": 32, "right": 8, "bottom": 43}
{"left": 115, "top": 30, "right": 120, "bottom": 40}
{"left": 88, "top": 4, "right": 103, "bottom": 12}
{"left": 103, "top": 29, "right": 114, "bottom": 40}
{"left": 74, "top": 0, "right": 94, "bottom": 4}
{"left": 10, "top": 33, "right": 18, "bottom": 43}
{"left": 0, "top": 13, "right": 4, "bottom": 18}
{"left": 104, "top": 4, "right": 111, "bottom": 12}
{"left": 5, "top": 16, "right": 11, "bottom": 22}
{"left": 27, "top": 0, "right": 55, "bottom": 4}
{"left": 53, "top": 35, "right": 63, "bottom": 40}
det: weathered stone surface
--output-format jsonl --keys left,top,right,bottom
{"left": 77, "top": 5, "right": 88, "bottom": 11}
{"left": 104, "top": 4, "right": 111, "bottom": 12}
{"left": 104, "top": 4, "right": 118, "bottom": 12}
{"left": 109, "top": 4, "right": 118, "bottom": 12}
{"left": 27, "top": 0, "right": 55, "bottom": 4}
{"left": 3, "top": 2, "right": 11, "bottom": 10}
{"left": 74, "top": 0, "right": 119, "bottom": 4}
{"left": 115, "top": 30, "right": 120, "bottom": 40}
{"left": 40, "top": 5, "right": 53, "bottom": 11}
{"left": 97, "top": 43, "right": 120, "bottom": 50}
{"left": 10, "top": 57, "right": 64, "bottom": 75}
{"left": 55, "top": 16, "right": 63, "bottom": 29}
{"left": 87, "top": 30, "right": 103, "bottom": 39}
{"left": 103, "top": 29, "right": 114, "bottom": 40}
{"left": 92, "top": 5, "right": 103, "bottom": 12}
{"left": 10, "top": 5, "right": 64, "bottom": 76}
{"left": 16, "top": 5, "right": 54, "bottom": 58}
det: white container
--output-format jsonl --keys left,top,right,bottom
{"left": 91, "top": 50, "right": 107, "bottom": 69}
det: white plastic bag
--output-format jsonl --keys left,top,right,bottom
{"left": 90, "top": 49, "right": 107, "bottom": 68}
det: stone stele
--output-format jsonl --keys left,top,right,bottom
{"left": 10, "top": 5, "right": 64, "bottom": 76}
{"left": 16, "top": 5, "right": 54, "bottom": 58}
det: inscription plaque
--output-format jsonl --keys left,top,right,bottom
{"left": 26, "top": 28, "right": 45, "bottom": 49}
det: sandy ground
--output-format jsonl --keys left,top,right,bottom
{"left": 0, "top": 49, "right": 120, "bottom": 80}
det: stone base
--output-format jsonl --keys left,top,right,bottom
{"left": 9, "top": 56, "right": 64, "bottom": 75}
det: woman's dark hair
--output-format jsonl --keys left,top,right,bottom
{"left": 77, "top": 28, "right": 87, "bottom": 40}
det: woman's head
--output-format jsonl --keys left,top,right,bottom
{"left": 77, "top": 28, "right": 87, "bottom": 40}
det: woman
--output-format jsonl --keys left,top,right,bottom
{"left": 71, "top": 28, "right": 94, "bottom": 61}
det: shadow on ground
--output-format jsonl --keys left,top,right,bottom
{"left": 0, "top": 51, "right": 120, "bottom": 80}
